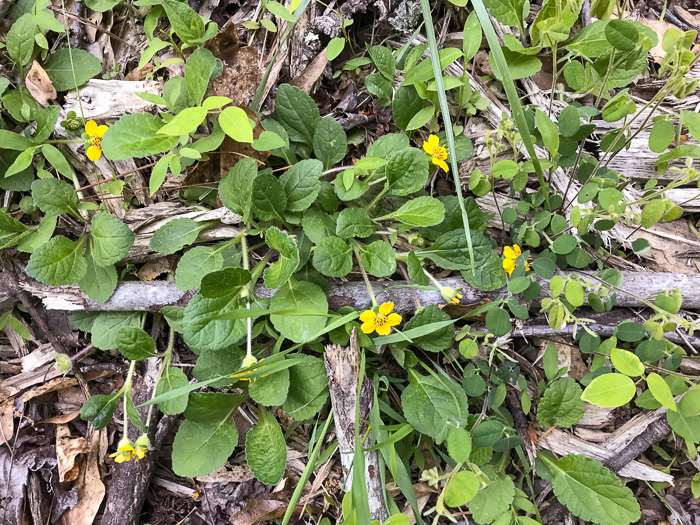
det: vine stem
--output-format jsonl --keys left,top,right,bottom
{"left": 122, "top": 360, "right": 137, "bottom": 436}
{"left": 145, "top": 327, "right": 174, "bottom": 429}
{"left": 353, "top": 244, "right": 377, "bottom": 307}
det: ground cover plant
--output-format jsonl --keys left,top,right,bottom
{"left": 1, "top": 0, "right": 700, "bottom": 523}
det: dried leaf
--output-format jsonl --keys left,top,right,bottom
{"left": 196, "top": 462, "right": 255, "bottom": 483}
{"left": 25, "top": 61, "right": 57, "bottom": 107}
{"left": 289, "top": 51, "right": 328, "bottom": 94}
{"left": 229, "top": 498, "right": 313, "bottom": 525}
{"left": 0, "top": 399, "right": 14, "bottom": 446}
{"left": 60, "top": 430, "right": 106, "bottom": 524}
{"left": 136, "top": 257, "right": 175, "bottom": 281}
{"left": 56, "top": 424, "right": 88, "bottom": 482}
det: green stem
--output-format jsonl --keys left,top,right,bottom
{"left": 353, "top": 243, "right": 377, "bottom": 307}
{"left": 123, "top": 360, "right": 137, "bottom": 436}
{"left": 241, "top": 230, "right": 253, "bottom": 359}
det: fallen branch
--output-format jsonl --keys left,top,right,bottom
{"left": 324, "top": 328, "right": 389, "bottom": 522}
{"left": 10, "top": 272, "right": 700, "bottom": 313}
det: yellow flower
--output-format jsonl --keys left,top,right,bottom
{"left": 109, "top": 438, "right": 138, "bottom": 463}
{"left": 230, "top": 355, "right": 267, "bottom": 382}
{"left": 134, "top": 434, "right": 152, "bottom": 460}
{"left": 502, "top": 244, "right": 531, "bottom": 276}
{"left": 360, "top": 302, "right": 402, "bottom": 336}
{"left": 85, "top": 120, "right": 108, "bottom": 161}
{"left": 423, "top": 134, "right": 449, "bottom": 172}
{"left": 440, "top": 287, "right": 463, "bottom": 305}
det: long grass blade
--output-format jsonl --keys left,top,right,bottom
{"left": 419, "top": 0, "right": 476, "bottom": 273}
{"left": 469, "top": 0, "right": 550, "bottom": 207}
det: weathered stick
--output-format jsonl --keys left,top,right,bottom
{"left": 324, "top": 328, "right": 389, "bottom": 523}
{"left": 11, "top": 272, "right": 700, "bottom": 312}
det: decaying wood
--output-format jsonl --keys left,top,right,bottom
{"left": 62, "top": 79, "right": 162, "bottom": 122}
{"left": 538, "top": 428, "right": 674, "bottom": 483}
{"left": 324, "top": 328, "right": 389, "bottom": 523}
{"left": 100, "top": 354, "right": 177, "bottom": 525}
{"left": 12, "top": 272, "right": 700, "bottom": 313}
{"left": 123, "top": 202, "right": 242, "bottom": 262}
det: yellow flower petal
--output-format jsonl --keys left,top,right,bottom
{"left": 386, "top": 313, "right": 402, "bottom": 326}
{"left": 96, "top": 125, "right": 108, "bottom": 137}
{"left": 436, "top": 158, "right": 449, "bottom": 172}
{"left": 87, "top": 145, "right": 102, "bottom": 161}
{"left": 359, "top": 310, "right": 376, "bottom": 323}
{"left": 118, "top": 444, "right": 135, "bottom": 452}
{"left": 503, "top": 258, "right": 515, "bottom": 275}
{"left": 423, "top": 140, "right": 434, "bottom": 155}
{"left": 375, "top": 322, "right": 392, "bottom": 336}
{"left": 85, "top": 120, "right": 98, "bottom": 136}
{"left": 361, "top": 320, "right": 376, "bottom": 334}
{"left": 378, "top": 302, "right": 394, "bottom": 316}
{"left": 512, "top": 244, "right": 522, "bottom": 257}
{"left": 428, "top": 134, "right": 440, "bottom": 148}
{"left": 503, "top": 245, "right": 517, "bottom": 260}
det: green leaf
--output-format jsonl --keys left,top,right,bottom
{"left": 149, "top": 217, "right": 212, "bottom": 254}
{"left": 447, "top": 427, "right": 472, "bottom": 462}
{"left": 282, "top": 356, "right": 329, "bottom": 420}
{"left": 385, "top": 148, "right": 429, "bottom": 196}
{"left": 401, "top": 369, "right": 469, "bottom": 443}
{"left": 270, "top": 280, "right": 328, "bottom": 343}
{"left": 387, "top": 196, "right": 445, "bottom": 227}
{"left": 42, "top": 144, "right": 73, "bottom": 179}
{"left": 266, "top": 0, "right": 295, "bottom": 21}
{"left": 313, "top": 236, "right": 353, "bottom": 277}
{"left": 462, "top": 252, "right": 508, "bottom": 292}
{"left": 102, "top": 113, "right": 179, "bottom": 161}
{"left": 279, "top": 159, "right": 322, "bottom": 212}
{"left": 468, "top": 477, "right": 515, "bottom": 525}
{"left": 31, "top": 178, "right": 79, "bottom": 217}
{"left": 485, "top": 307, "right": 511, "bottom": 337}
{"left": 264, "top": 226, "right": 299, "bottom": 289}
{"left": 155, "top": 367, "right": 190, "bottom": 415}
{"left": 172, "top": 419, "right": 238, "bottom": 477}
{"left": 648, "top": 120, "right": 674, "bottom": 153}
{"left": 184, "top": 392, "right": 246, "bottom": 423}
{"left": 199, "top": 267, "right": 250, "bottom": 299}
{"left": 192, "top": 347, "right": 244, "bottom": 387}
{"left": 249, "top": 367, "right": 291, "bottom": 406}
{"left": 541, "top": 453, "right": 641, "bottom": 525}
{"left": 492, "top": 47, "right": 542, "bottom": 80}
{"left": 78, "top": 252, "right": 117, "bottom": 303}
{"left": 581, "top": 373, "right": 636, "bottom": 407}
{"left": 392, "top": 85, "right": 431, "bottom": 131}
{"left": 564, "top": 281, "right": 584, "bottom": 308}
{"left": 605, "top": 19, "right": 639, "bottom": 51}
{"left": 402, "top": 305, "right": 453, "bottom": 352}
{"left": 558, "top": 105, "right": 581, "bottom": 138}
{"left": 358, "top": 240, "right": 396, "bottom": 277}
{"left": 90, "top": 213, "right": 134, "bottom": 266}
{"left": 552, "top": 234, "right": 577, "bottom": 254}
{"left": 313, "top": 116, "right": 347, "bottom": 169}
{"left": 33, "top": 106, "right": 61, "bottom": 144}
{"left": 326, "top": 37, "right": 345, "bottom": 60}
{"left": 7, "top": 14, "right": 36, "bottom": 67}
{"left": 445, "top": 471, "right": 480, "bottom": 507}
{"left": 275, "top": 84, "right": 321, "bottom": 146}
{"left": 158, "top": 107, "right": 209, "bottom": 136}
{"left": 175, "top": 246, "right": 224, "bottom": 291}
{"left": 418, "top": 229, "right": 492, "bottom": 271}
{"left": 252, "top": 172, "right": 287, "bottom": 221}
{"left": 483, "top": 0, "right": 525, "bottom": 27}
{"left": 116, "top": 327, "right": 159, "bottom": 360}
{"left": 615, "top": 321, "right": 648, "bottom": 342}
{"left": 182, "top": 279, "right": 247, "bottom": 352}
{"left": 219, "top": 157, "right": 257, "bottom": 223}
{"left": 90, "top": 311, "right": 142, "bottom": 350}
{"left": 336, "top": 207, "right": 376, "bottom": 239}
{"left": 43, "top": 48, "right": 102, "bottom": 91}
{"left": 246, "top": 409, "right": 287, "bottom": 484}
{"left": 407, "top": 251, "right": 428, "bottom": 286}
{"left": 365, "top": 73, "right": 393, "bottom": 106}
{"left": 219, "top": 106, "right": 254, "bottom": 143}
{"left": 26, "top": 235, "right": 86, "bottom": 286}
{"left": 463, "top": 10, "right": 482, "bottom": 62}
{"left": 646, "top": 373, "right": 676, "bottom": 412}
{"left": 0, "top": 130, "right": 34, "bottom": 151}
{"left": 667, "top": 409, "right": 700, "bottom": 443}
{"left": 371, "top": 45, "right": 395, "bottom": 80}
{"left": 252, "top": 130, "right": 287, "bottom": 151}
{"left": 80, "top": 393, "right": 121, "bottom": 430}
{"left": 537, "top": 378, "right": 585, "bottom": 427}
{"left": 185, "top": 48, "right": 216, "bottom": 105}
{"left": 611, "top": 347, "right": 645, "bottom": 377}
{"left": 535, "top": 108, "right": 560, "bottom": 157}
{"left": 2, "top": 88, "right": 41, "bottom": 123}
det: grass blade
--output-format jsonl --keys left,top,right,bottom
{"left": 419, "top": 0, "right": 476, "bottom": 273}
{"left": 469, "top": 0, "right": 550, "bottom": 207}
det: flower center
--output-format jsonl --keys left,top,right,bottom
{"left": 375, "top": 314, "right": 388, "bottom": 328}
{"left": 432, "top": 145, "right": 447, "bottom": 161}
{"left": 91, "top": 136, "right": 102, "bottom": 148}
